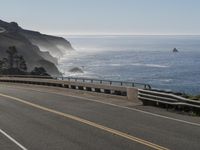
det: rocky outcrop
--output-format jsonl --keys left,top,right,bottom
{"left": 69, "top": 67, "right": 84, "bottom": 73}
{"left": 0, "top": 19, "right": 73, "bottom": 76}
{"left": 173, "top": 48, "right": 179, "bottom": 53}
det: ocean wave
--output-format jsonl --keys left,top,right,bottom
{"left": 63, "top": 63, "right": 169, "bottom": 68}
{"left": 160, "top": 79, "right": 173, "bottom": 82}
{"left": 109, "top": 63, "right": 122, "bottom": 66}
{"left": 64, "top": 71, "right": 102, "bottom": 79}
{"left": 130, "top": 63, "right": 169, "bottom": 68}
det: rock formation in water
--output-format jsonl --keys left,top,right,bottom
{"left": 0, "top": 19, "right": 74, "bottom": 76}
{"left": 173, "top": 48, "right": 179, "bottom": 53}
{"left": 69, "top": 67, "right": 84, "bottom": 73}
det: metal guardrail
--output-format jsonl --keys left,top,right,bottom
{"left": 138, "top": 89, "right": 200, "bottom": 110}
{"left": 0, "top": 75, "right": 151, "bottom": 89}
{"left": 56, "top": 76, "right": 151, "bottom": 89}
{"left": 1, "top": 75, "right": 200, "bottom": 112}
{"left": 0, "top": 76, "right": 129, "bottom": 97}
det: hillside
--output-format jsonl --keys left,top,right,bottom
{"left": 0, "top": 20, "right": 73, "bottom": 76}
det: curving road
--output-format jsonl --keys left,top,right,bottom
{"left": 0, "top": 84, "right": 200, "bottom": 150}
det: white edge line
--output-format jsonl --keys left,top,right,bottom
{"left": 1, "top": 84, "right": 200, "bottom": 127}
{"left": 0, "top": 129, "right": 27, "bottom": 150}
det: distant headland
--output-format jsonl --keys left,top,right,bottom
{"left": 0, "top": 19, "right": 74, "bottom": 76}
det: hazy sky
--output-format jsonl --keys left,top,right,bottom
{"left": 0, "top": 0, "right": 200, "bottom": 35}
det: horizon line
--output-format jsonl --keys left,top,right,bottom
{"left": 46, "top": 33, "right": 200, "bottom": 36}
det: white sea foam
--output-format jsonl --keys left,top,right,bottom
{"left": 56, "top": 45, "right": 72, "bottom": 54}
{"left": 130, "top": 63, "right": 169, "bottom": 68}
{"left": 160, "top": 79, "right": 173, "bottom": 82}
{"left": 64, "top": 70, "right": 101, "bottom": 79}
{"left": 109, "top": 64, "right": 122, "bottom": 66}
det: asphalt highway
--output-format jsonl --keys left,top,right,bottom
{"left": 0, "top": 84, "right": 200, "bottom": 150}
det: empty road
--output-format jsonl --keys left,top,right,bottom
{"left": 0, "top": 84, "right": 200, "bottom": 150}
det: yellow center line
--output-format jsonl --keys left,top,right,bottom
{"left": 0, "top": 93, "right": 169, "bottom": 150}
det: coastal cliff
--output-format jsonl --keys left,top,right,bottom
{"left": 20, "top": 28, "right": 74, "bottom": 58}
{"left": 0, "top": 20, "right": 73, "bottom": 76}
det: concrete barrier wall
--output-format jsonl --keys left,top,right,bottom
{"left": 0, "top": 77, "right": 139, "bottom": 102}
{"left": 127, "top": 87, "right": 139, "bottom": 102}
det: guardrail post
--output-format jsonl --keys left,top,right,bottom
{"left": 144, "top": 84, "right": 151, "bottom": 89}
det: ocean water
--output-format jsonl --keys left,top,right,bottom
{"left": 59, "top": 35, "right": 200, "bottom": 95}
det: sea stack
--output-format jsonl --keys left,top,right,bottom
{"left": 69, "top": 67, "right": 84, "bottom": 73}
{"left": 173, "top": 48, "right": 179, "bottom": 53}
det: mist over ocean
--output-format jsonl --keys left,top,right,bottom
{"left": 59, "top": 35, "right": 200, "bottom": 95}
